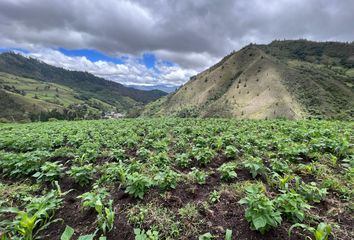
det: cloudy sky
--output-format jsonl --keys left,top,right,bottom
{"left": 1, "top": 0, "right": 353, "bottom": 87}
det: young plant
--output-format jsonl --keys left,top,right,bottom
{"left": 78, "top": 188, "right": 115, "bottom": 236}
{"left": 0, "top": 209, "right": 38, "bottom": 240}
{"left": 189, "top": 167, "right": 207, "bottom": 185}
{"left": 78, "top": 187, "right": 109, "bottom": 210}
{"left": 209, "top": 190, "right": 221, "bottom": 204}
{"left": 99, "top": 162, "right": 127, "bottom": 184}
{"left": 275, "top": 191, "right": 311, "bottom": 222}
{"left": 154, "top": 168, "right": 180, "bottom": 190}
{"left": 217, "top": 162, "right": 237, "bottom": 181}
{"left": 225, "top": 229, "right": 232, "bottom": 240}
{"left": 60, "top": 225, "right": 99, "bottom": 240}
{"left": 150, "top": 151, "right": 170, "bottom": 167}
{"left": 243, "top": 157, "right": 266, "bottom": 178}
{"left": 67, "top": 164, "right": 96, "bottom": 186}
{"left": 238, "top": 185, "right": 282, "bottom": 234}
{"left": 33, "top": 161, "right": 65, "bottom": 182}
{"left": 289, "top": 222, "right": 332, "bottom": 240}
{"left": 224, "top": 145, "right": 239, "bottom": 158}
{"left": 298, "top": 182, "right": 327, "bottom": 203}
{"left": 134, "top": 228, "right": 159, "bottom": 240}
{"left": 199, "top": 232, "right": 214, "bottom": 240}
{"left": 192, "top": 147, "right": 216, "bottom": 166}
{"left": 96, "top": 200, "right": 115, "bottom": 235}
{"left": 175, "top": 153, "right": 191, "bottom": 168}
{"left": 125, "top": 172, "right": 153, "bottom": 199}
{"left": 0, "top": 186, "right": 65, "bottom": 240}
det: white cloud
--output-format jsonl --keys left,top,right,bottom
{"left": 19, "top": 48, "right": 196, "bottom": 86}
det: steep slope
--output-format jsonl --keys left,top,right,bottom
{"left": 144, "top": 40, "right": 354, "bottom": 119}
{"left": 0, "top": 72, "right": 118, "bottom": 121}
{"left": 0, "top": 53, "right": 167, "bottom": 112}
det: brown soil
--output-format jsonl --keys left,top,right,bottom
{"left": 6, "top": 153, "right": 350, "bottom": 240}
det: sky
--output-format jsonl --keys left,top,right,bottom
{"left": 0, "top": 0, "right": 354, "bottom": 87}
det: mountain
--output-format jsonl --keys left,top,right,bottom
{"left": 127, "top": 84, "right": 178, "bottom": 93}
{"left": 143, "top": 40, "right": 354, "bottom": 120}
{"left": 0, "top": 52, "right": 167, "bottom": 121}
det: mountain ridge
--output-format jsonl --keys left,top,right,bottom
{"left": 143, "top": 40, "right": 354, "bottom": 119}
{"left": 0, "top": 52, "right": 167, "bottom": 121}
{"left": 0, "top": 52, "right": 167, "bottom": 109}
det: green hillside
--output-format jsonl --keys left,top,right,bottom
{"left": 0, "top": 53, "right": 167, "bottom": 121}
{"left": 143, "top": 40, "right": 354, "bottom": 119}
{"left": 0, "top": 72, "right": 118, "bottom": 121}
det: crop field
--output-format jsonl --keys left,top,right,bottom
{"left": 0, "top": 119, "right": 353, "bottom": 240}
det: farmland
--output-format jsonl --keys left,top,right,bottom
{"left": 0, "top": 118, "right": 353, "bottom": 240}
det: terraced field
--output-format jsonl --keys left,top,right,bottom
{"left": 0, "top": 119, "right": 353, "bottom": 239}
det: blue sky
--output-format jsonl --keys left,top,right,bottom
{"left": 57, "top": 48, "right": 125, "bottom": 65}
{"left": 0, "top": 47, "right": 195, "bottom": 86}
{"left": 1, "top": 47, "right": 170, "bottom": 71}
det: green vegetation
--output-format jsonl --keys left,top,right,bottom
{"left": 0, "top": 118, "right": 353, "bottom": 239}
{"left": 0, "top": 53, "right": 167, "bottom": 122}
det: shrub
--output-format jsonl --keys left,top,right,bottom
{"left": 67, "top": 164, "right": 96, "bottom": 186}
{"left": 125, "top": 172, "right": 153, "bottom": 199}
{"left": 154, "top": 169, "right": 180, "bottom": 190}
{"left": 189, "top": 168, "right": 207, "bottom": 185}
{"left": 275, "top": 191, "right": 311, "bottom": 222}
{"left": 238, "top": 185, "right": 282, "bottom": 234}
{"left": 298, "top": 182, "right": 327, "bottom": 203}
{"left": 217, "top": 162, "right": 237, "bottom": 181}
{"left": 224, "top": 145, "right": 239, "bottom": 158}
{"left": 33, "top": 161, "right": 65, "bottom": 182}
{"left": 243, "top": 157, "right": 266, "bottom": 178}
{"left": 175, "top": 153, "right": 191, "bottom": 168}
{"left": 192, "top": 147, "right": 216, "bottom": 165}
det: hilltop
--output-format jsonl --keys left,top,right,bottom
{"left": 0, "top": 53, "right": 167, "bottom": 121}
{"left": 143, "top": 40, "right": 354, "bottom": 119}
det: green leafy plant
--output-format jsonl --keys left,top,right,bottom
{"left": 78, "top": 187, "right": 115, "bottom": 236}
{"left": 192, "top": 147, "right": 216, "bottom": 165}
{"left": 78, "top": 187, "right": 109, "bottom": 210}
{"left": 96, "top": 200, "right": 115, "bottom": 235}
{"left": 175, "top": 153, "right": 191, "bottom": 168}
{"left": 60, "top": 225, "right": 101, "bottom": 240}
{"left": 134, "top": 228, "right": 159, "bottom": 240}
{"left": 238, "top": 185, "right": 281, "bottom": 234}
{"left": 289, "top": 222, "right": 332, "bottom": 240}
{"left": 225, "top": 229, "right": 232, "bottom": 240}
{"left": 33, "top": 161, "right": 65, "bottom": 182}
{"left": 67, "top": 164, "right": 96, "bottom": 186}
{"left": 243, "top": 157, "right": 266, "bottom": 178}
{"left": 189, "top": 167, "right": 207, "bottom": 185}
{"left": 275, "top": 191, "right": 311, "bottom": 222}
{"left": 209, "top": 190, "right": 221, "bottom": 204}
{"left": 218, "top": 162, "right": 237, "bottom": 181}
{"left": 154, "top": 168, "right": 180, "bottom": 190}
{"left": 224, "top": 145, "right": 239, "bottom": 158}
{"left": 0, "top": 186, "right": 65, "bottom": 240}
{"left": 125, "top": 172, "right": 153, "bottom": 199}
{"left": 98, "top": 162, "right": 127, "bottom": 184}
{"left": 199, "top": 232, "right": 214, "bottom": 240}
{"left": 298, "top": 182, "right": 327, "bottom": 203}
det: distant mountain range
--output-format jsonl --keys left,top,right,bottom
{"left": 0, "top": 52, "right": 167, "bottom": 121}
{"left": 127, "top": 84, "right": 178, "bottom": 93}
{"left": 143, "top": 40, "right": 354, "bottom": 120}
